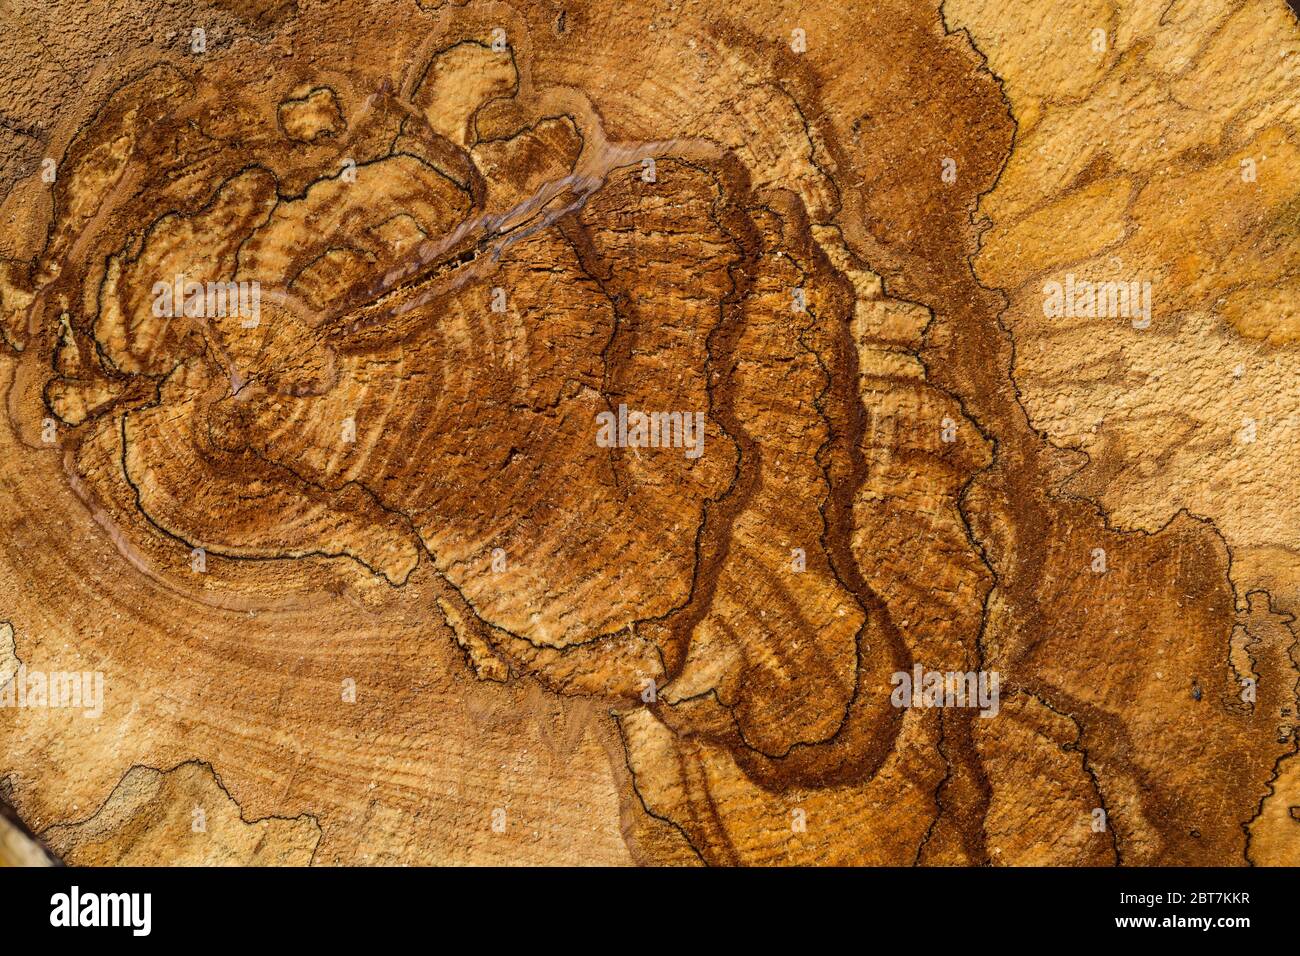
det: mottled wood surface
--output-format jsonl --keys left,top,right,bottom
{"left": 0, "top": 0, "right": 1297, "bottom": 865}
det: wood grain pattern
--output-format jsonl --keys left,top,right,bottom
{"left": 0, "top": 0, "right": 1297, "bottom": 865}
